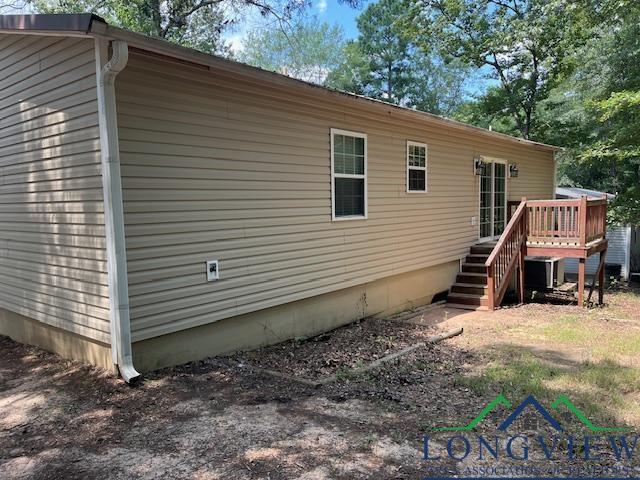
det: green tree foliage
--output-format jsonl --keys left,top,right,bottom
{"left": 30, "top": 0, "right": 231, "bottom": 53}
{"left": 409, "top": 0, "right": 638, "bottom": 223}
{"left": 239, "top": 19, "right": 345, "bottom": 84}
{"left": 407, "top": 0, "right": 588, "bottom": 139}
{"left": 29, "top": 0, "right": 362, "bottom": 54}
{"left": 326, "top": 0, "right": 470, "bottom": 115}
{"left": 453, "top": 86, "right": 519, "bottom": 136}
{"left": 547, "top": 2, "right": 640, "bottom": 224}
{"left": 403, "top": 54, "right": 470, "bottom": 115}
{"left": 324, "top": 41, "right": 370, "bottom": 95}
{"left": 355, "top": 0, "right": 411, "bottom": 103}
{"left": 586, "top": 91, "right": 640, "bottom": 224}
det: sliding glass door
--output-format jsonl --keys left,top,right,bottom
{"left": 479, "top": 160, "right": 507, "bottom": 241}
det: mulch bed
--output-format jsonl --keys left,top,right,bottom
{"left": 238, "top": 316, "right": 440, "bottom": 381}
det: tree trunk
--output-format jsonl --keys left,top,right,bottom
{"left": 149, "top": 0, "right": 163, "bottom": 38}
{"left": 523, "top": 109, "right": 531, "bottom": 140}
{"left": 387, "top": 62, "right": 393, "bottom": 101}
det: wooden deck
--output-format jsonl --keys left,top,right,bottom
{"left": 485, "top": 196, "right": 609, "bottom": 309}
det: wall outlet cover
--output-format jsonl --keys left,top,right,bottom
{"left": 206, "top": 260, "right": 219, "bottom": 281}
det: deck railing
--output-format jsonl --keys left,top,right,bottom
{"left": 506, "top": 196, "right": 607, "bottom": 247}
{"left": 491, "top": 195, "right": 608, "bottom": 309}
{"left": 585, "top": 197, "right": 607, "bottom": 244}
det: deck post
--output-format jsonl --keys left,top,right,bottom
{"left": 602, "top": 193, "right": 608, "bottom": 241}
{"left": 578, "top": 258, "right": 586, "bottom": 306}
{"left": 598, "top": 248, "right": 607, "bottom": 305}
{"left": 487, "top": 264, "right": 495, "bottom": 311}
{"left": 579, "top": 195, "right": 588, "bottom": 247}
{"left": 518, "top": 247, "right": 525, "bottom": 304}
{"left": 520, "top": 197, "right": 527, "bottom": 306}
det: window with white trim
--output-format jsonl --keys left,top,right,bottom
{"left": 406, "top": 141, "right": 427, "bottom": 193}
{"left": 331, "top": 129, "right": 367, "bottom": 220}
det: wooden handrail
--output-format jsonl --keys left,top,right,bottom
{"left": 485, "top": 202, "right": 527, "bottom": 267}
{"left": 485, "top": 200, "right": 528, "bottom": 310}
{"left": 525, "top": 199, "right": 581, "bottom": 207}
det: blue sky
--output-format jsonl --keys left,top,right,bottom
{"left": 225, "top": 0, "right": 491, "bottom": 96}
{"left": 313, "top": 0, "right": 371, "bottom": 39}
{"left": 225, "top": 0, "right": 369, "bottom": 51}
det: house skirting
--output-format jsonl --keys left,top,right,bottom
{"left": 0, "top": 308, "right": 114, "bottom": 372}
{"left": 0, "top": 260, "right": 460, "bottom": 374}
{"left": 132, "top": 260, "right": 460, "bottom": 372}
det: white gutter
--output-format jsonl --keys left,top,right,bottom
{"left": 95, "top": 39, "right": 140, "bottom": 383}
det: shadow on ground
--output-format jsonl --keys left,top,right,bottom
{"left": 1, "top": 294, "right": 639, "bottom": 479}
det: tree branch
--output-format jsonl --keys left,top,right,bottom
{"left": 161, "top": 0, "right": 224, "bottom": 37}
{"left": 488, "top": 0, "right": 522, "bottom": 17}
{"left": 491, "top": 50, "right": 527, "bottom": 137}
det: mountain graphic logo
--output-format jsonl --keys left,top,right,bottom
{"left": 433, "top": 394, "right": 630, "bottom": 432}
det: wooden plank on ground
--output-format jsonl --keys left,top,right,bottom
{"left": 557, "top": 282, "right": 577, "bottom": 293}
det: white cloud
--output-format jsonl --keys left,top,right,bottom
{"left": 227, "top": 34, "right": 245, "bottom": 54}
{"left": 316, "top": 0, "right": 328, "bottom": 13}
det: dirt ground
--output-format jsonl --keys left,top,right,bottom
{"left": 243, "top": 314, "right": 453, "bottom": 381}
{"left": 1, "top": 288, "right": 640, "bottom": 479}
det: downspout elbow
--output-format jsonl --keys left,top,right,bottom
{"left": 101, "top": 40, "right": 129, "bottom": 83}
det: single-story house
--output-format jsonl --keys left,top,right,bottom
{"left": 3, "top": 13, "right": 603, "bottom": 382}
{"left": 556, "top": 187, "right": 640, "bottom": 280}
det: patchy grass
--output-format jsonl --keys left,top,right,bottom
{"left": 536, "top": 314, "right": 640, "bottom": 357}
{"left": 604, "top": 289, "right": 640, "bottom": 320}
{"left": 457, "top": 348, "right": 556, "bottom": 398}
{"left": 451, "top": 288, "right": 640, "bottom": 431}
{"left": 458, "top": 348, "right": 640, "bottom": 429}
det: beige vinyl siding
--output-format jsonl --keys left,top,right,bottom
{"left": 0, "top": 34, "right": 109, "bottom": 343}
{"left": 504, "top": 154, "right": 555, "bottom": 201}
{"left": 117, "top": 52, "right": 554, "bottom": 341}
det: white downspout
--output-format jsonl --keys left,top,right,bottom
{"left": 624, "top": 225, "right": 632, "bottom": 281}
{"left": 95, "top": 39, "right": 140, "bottom": 383}
{"left": 552, "top": 151, "right": 559, "bottom": 199}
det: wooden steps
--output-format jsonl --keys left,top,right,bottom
{"left": 461, "top": 262, "right": 486, "bottom": 273}
{"left": 465, "top": 254, "right": 489, "bottom": 264}
{"left": 456, "top": 272, "right": 488, "bottom": 284}
{"left": 450, "top": 282, "right": 488, "bottom": 296}
{"left": 446, "top": 243, "right": 493, "bottom": 310}
{"left": 446, "top": 197, "right": 609, "bottom": 311}
{"left": 470, "top": 242, "right": 497, "bottom": 255}
{"left": 445, "top": 303, "right": 490, "bottom": 311}
{"left": 447, "top": 292, "right": 489, "bottom": 306}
